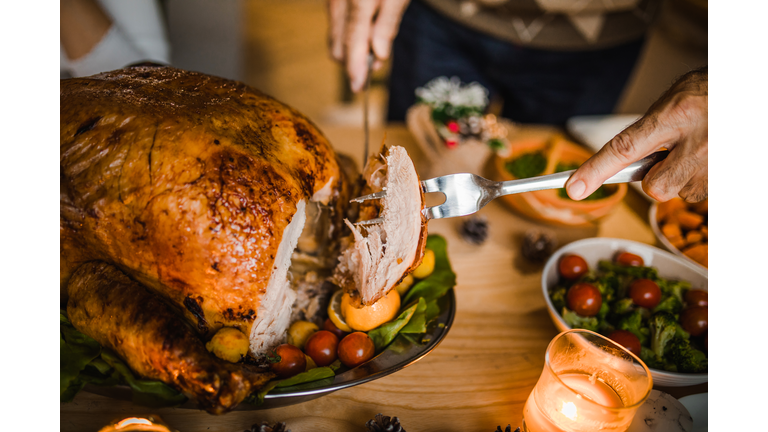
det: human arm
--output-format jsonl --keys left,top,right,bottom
{"left": 328, "top": 0, "right": 411, "bottom": 92}
{"left": 60, "top": 0, "right": 113, "bottom": 61}
{"left": 61, "top": 0, "right": 170, "bottom": 77}
{"left": 565, "top": 67, "right": 708, "bottom": 203}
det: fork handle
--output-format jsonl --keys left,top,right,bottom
{"left": 497, "top": 150, "right": 669, "bottom": 197}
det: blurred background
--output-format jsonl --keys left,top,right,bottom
{"left": 62, "top": 0, "right": 706, "bottom": 132}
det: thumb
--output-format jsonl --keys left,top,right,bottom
{"left": 565, "top": 116, "right": 677, "bottom": 200}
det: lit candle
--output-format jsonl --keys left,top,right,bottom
{"left": 522, "top": 330, "right": 652, "bottom": 432}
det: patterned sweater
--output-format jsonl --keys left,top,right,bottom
{"left": 420, "top": 0, "right": 662, "bottom": 50}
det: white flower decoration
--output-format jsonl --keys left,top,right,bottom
{"left": 416, "top": 76, "right": 488, "bottom": 110}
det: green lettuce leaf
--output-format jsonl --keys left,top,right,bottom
{"left": 275, "top": 366, "right": 335, "bottom": 388}
{"left": 60, "top": 310, "right": 101, "bottom": 401}
{"left": 100, "top": 350, "right": 187, "bottom": 407}
{"left": 402, "top": 235, "right": 456, "bottom": 305}
{"left": 368, "top": 302, "right": 419, "bottom": 351}
{"left": 400, "top": 298, "right": 428, "bottom": 334}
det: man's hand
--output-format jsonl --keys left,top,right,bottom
{"left": 328, "top": 0, "right": 410, "bottom": 92}
{"left": 566, "top": 68, "right": 708, "bottom": 203}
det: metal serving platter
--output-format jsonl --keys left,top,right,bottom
{"left": 83, "top": 288, "right": 456, "bottom": 410}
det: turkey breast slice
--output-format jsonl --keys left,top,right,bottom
{"left": 335, "top": 146, "right": 427, "bottom": 305}
{"left": 249, "top": 199, "right": 305, "bottom": 355}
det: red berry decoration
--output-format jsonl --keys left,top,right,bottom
{"left": 445, "top": 139, "right": 458, "bottom": 149}
{"left": 447, "top": 121, "right": 460, "bottom": 133}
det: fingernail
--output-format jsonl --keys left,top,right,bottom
{"left": 351, "top": 76, "right": 363, "bottom": 93}
{"left": 568, "top": 180, "right": 586, "bottom": 200}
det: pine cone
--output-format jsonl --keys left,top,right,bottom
{"left": 459, "top": 216, "right": 489, "bottom": 245}
{"left": 520, "top": 229, "right": 555, "bottom": 262}
{"left": 365, "top": 414, "right": 405, "bottom": 432}
{"left": 245, "top": 421, "right": 289, "bottom": 432}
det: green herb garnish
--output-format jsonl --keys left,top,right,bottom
{"left": 504, "top": 152, "right": 547, "bottom": 179}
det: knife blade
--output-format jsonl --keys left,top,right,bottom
{"left": 362, "top": 53, "right": 374, "bottom": 168}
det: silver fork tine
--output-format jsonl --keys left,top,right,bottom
{"left": 354, "top": 217, "right": 384, "bottom": 226}
{"left": 350, "top": 190, "right": 387, "bottom": 203}
{"left": 420, "top": 178, "right": 442, "bottom": 193}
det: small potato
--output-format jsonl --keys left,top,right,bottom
{"left": 395, "top": 274, "right": 414, "bottom": 296}
{"left": 206, "top": 327, "right": 249, "bottom": 363}
{"left": 412, "top": 249, "right": 435, "bottom": 279}
{"left": 305, "top": 354, "right": 317, "bottom": 371}
{"left": 287, "top": 320, "right": 319, "bottom": 349}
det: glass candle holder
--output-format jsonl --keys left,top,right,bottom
{"left": 522, "top": 329, "right": 652, "bottom": 432}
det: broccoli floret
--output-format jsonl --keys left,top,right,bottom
{"left": 658, "top": 279, "right": 691, "bottom": 303}
{"left": 618, "top": 309, "right": 650, "bottom": 346}
{"left": 598, "top": 261, "right": 659, "bottom": 280}
{"left": 550, "top": 286, "right": 567, "bottom": 312}
{"left": 640, "top": 346, "right": 678, "bottom": 372}
{"left": 612, "top": 298, "right": 635, "bottom": 315}
{"left": 667, "top": 338, "right": 707, "bottom": 373}
{"left": 650, "top": 312, "right": 678, "bottom": 359}
{"left": 562, "top": 308, "right": 599, "bottom": 332}
{"left": 674, "top": 323, "right": 690, "bottom": 340}
{"left": 652, "top": 295, "right": 683, "bottom": 315}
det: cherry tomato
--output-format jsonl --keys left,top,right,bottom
{"left": 323, "top": 317, "right": 347, "bottom": 340}
{"left": 268, "top": 344, "right": 306, "bottom": 378}
{"left": 337, "top": 332, "right": 376, "bottom": 368}
{"left": 629, "top": 279, "right": 662, "bottom": 309}
{"left": 559, "top": 254, "right": 589, "bottom": 280}
{"left": 615, "top": 252, "right": 644, "bottom": 267}
{"left": 304, "top": 330, "right": 339, "bottom": 367}
{"left": 684, "top": 289, "right": 708, "bottom": 308}
{"left": 680, "top": 306, "right": 708, "bottom": 337}
{"left": 608, "top": 330, "right": 642, "bottom": 356}
{"left": 566, "top": 282, "right": 602, "bottom": 317}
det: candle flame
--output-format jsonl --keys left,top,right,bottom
{"left": 115, "top": 418, "right": 154, "bottom": 428}
{"left": 560, "top": 401, "right": 578, "bottom": 421}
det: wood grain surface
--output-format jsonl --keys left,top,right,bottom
{"left": 60, "top": 125, "right": 706, "bottom": 432}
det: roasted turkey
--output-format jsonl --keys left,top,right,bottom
{"left": 60, "top": 65, "right": 426, "bottom": 413}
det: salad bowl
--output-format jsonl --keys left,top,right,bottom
{"left": 541, "top": 238, "right": 708, "bottom": 387}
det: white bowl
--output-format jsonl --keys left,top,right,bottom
{"left": 541, "top": 237, "right": 708, "bottom": 387}
{"left": 648, "top": 203, "right": 707, "bottom": 271}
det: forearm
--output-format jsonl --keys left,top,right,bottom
{"left": 60, "top": 0, "right": 113, "bottom": 61}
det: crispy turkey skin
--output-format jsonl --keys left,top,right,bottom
{"left": 67, "top": 262, "right": 274, "bottom": 414}
{"left": 60, "top": 66, "right": 348, "bottom": 356}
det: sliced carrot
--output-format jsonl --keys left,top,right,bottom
{"left": 686, "top": 230, "right": 703, "bottom": 244}
{"left": 661, "top": 222, "right": 683, "bottom": 239}
{"left": 690, "top": 200, "right": 708, "bottom": 214}
{"left": 683, "top": 243, "right": 708, "bottom": 267}
{"left": 656, "top": 198, "right": 686, "bottom": 222}
{"left": 677, "top": 211, "right": 704, "bottom": 230}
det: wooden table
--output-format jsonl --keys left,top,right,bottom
{"left": 60, "top": 125, "right": 706, "bottom": 432}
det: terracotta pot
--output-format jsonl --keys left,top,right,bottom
{"left": 492, "top": 130, "right": 626, "bottom": 227}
